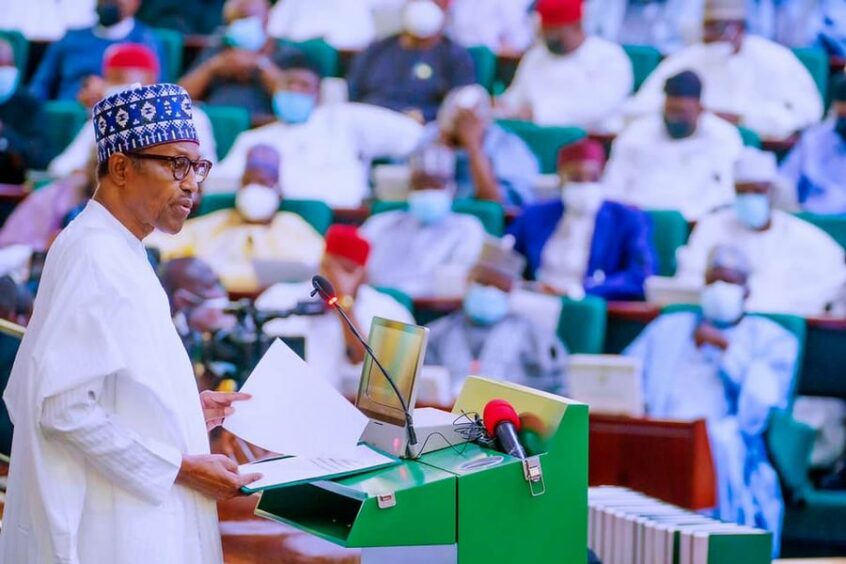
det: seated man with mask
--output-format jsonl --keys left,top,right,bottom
{"left": 676, "top": 147, "right": 846, "bottom": 315}
{"left": 509, "top": 139, "right": 656, "bottom": 300}
{"left": 148, "top": 144, "right": 325, "bottom": 292}
{"left": 603, "top": 70, "right": 742, "bottom": 221}
{"left": 361, "top": 142, "right": 486, "bottom": 298}
{"left": 213, "top": 50, "right": 423, "bottom": 207}
{"left": 625, "top": 245, "right": 799, "bottom": 553}
{"left": 257, "top": 225, "right": 414, "bottom": 390}
{"left": 425, "top": 237, "right": 568, "bottom": 397}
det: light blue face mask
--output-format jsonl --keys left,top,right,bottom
{"left": 0, "top": 67, "right": 20, "bottom": 104}
{"left": 463, "top": 284, "right": 510, "bottom": 326}
{"left": 408, "top": 189, "right": 452, "bottom": 225}
{"left": 224, "top": 16, "right": 267, "bottom": 51}
{"left": 734, "top": 193, "right": 771, "bottom": 230}
{"left": 272, "top": 90, "right": 316, "bottom": 125}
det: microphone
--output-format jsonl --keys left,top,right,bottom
{"left": 483, "top": 399, "right": 527, "bottom": 460}
{"left": 311, "top": 275, "right": 418, "bottom": 452}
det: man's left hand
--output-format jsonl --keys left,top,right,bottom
{"left": 694, "top": 322, "right": 730, "bottom": 351}
{"left": 200, "top": 390, "right": 251, "bottom": 431}
{"left": 454, "top": 108, "right": 485, "bottom": 148}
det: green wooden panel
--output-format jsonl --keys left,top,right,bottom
{"left": 622, "top": 44, "right": 661, "bottom": 92}
{"left": 202, "top": 104, "right": 250, "bottom": 159}
{"left": 195, "top": 193, "right": 332, "bottom": 234}
{"left": 152, "top": 27, "right": 184, "bottom": 82}
{"left": 467, "top": 45, "right": 497, "bottom": 93}
{"left": 0, "top": 30, "right": 28, "bottom": 75}
{"left": 557, "top": 295, "right": 606, "bottom": 354}
{"left": 737, "top": 125, "right": 762, "bottom": 148}
{"left": 792, "top": 47, "right": 829, "bottom": 103}
{"left": 495, "top": 120, "right": 586, "bottom": 173}
{"left": 42, "top": 100, "right": 88, "bottom": 155}
{"left": 370, "top": 198, "right": 505, "bottom": 237}
{"left": 646, "top": 209, "right": 690, "bottom": 277}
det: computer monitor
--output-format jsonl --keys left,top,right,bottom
{"left": 355, "top": 317, "right": 429, "bottom": 427}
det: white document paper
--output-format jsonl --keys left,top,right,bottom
{"left": 223, "top": 339, "right": 369, "bottom": 457}
{"left": 240, "top": 444, "right": 397, "bottom": 491}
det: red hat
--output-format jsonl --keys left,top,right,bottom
{"left": 324, "top": 225, "right": 370, "bottom": 267}
{"left": 557, "top": 138, "right": 606, "bottom": 168}
{"left": 536, "top": 0, "right": 583, "bottom": 27}
{"left": 102, "top": 43, "right": 160, "bottom": 76}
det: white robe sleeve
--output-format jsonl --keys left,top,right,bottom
{"left": 40, "top": 378, "right": 183, "bottom": 505}
{"left": 47, "top": 122, "right": 94, "bottom": 178}
{"left": 345, "top": 103, "right": 423, "bottom": 159}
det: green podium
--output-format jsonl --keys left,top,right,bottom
{"left": 252, "top": 377, "right": 589, "bottom": 564}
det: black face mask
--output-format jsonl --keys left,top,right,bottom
{"left": 835, "top": 116, "right": 846, "bottom": 142}
{"left": 664, "top": 117, "right": 696, "bottom": 139}
{"left": 544, "top": 37, "right": 568, "bottom": 56}
{"left": 96, "top": 3, "right": 122, "bottom": 27}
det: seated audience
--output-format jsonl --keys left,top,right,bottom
{"left": 179, "top": 0, "right": 292, "bottom": 118}
{"left": 257, "top": 225, "right": 414, "bottom": 390}
{"left": 361, "top": 143, "right": 486, "bottom": 297}
{"left": 213, "top": 52, "right": 422, "bottom": 207}
{"left": 676, "top": 147, "right": 846, "bottom": 315}
{"left": 777, "top": 73, "right": 846, "bottom": 215}
{"left": 267, "top": 0, "right": 375, "bottom": 50}
{"left": 585, "top": 0, "right": 701, "bottom": 54}
{"left": 498, "top": 0, "right": 633, "bottom": 131}
{"left": 424, "top": 84, "right": 539, "bottom": 206}
{"left": 425, "top": 238, "right": 568, "bottom": 396}
{"left": 0, "top": 39, "right": 53, "bottom": 181}
{"left": 603, "top": 70, "right": 743, "bottom": 221}
{"left": 29, "top": 0, "right": 165, "bottom": 101}
{"left": 346, "top": 0, "right": 476, "bottom": 123}
{"left": 49, "top": 43, "right": 216, "bottom": 178}
{"left": 445, "top": 0, "right": 534, "bottom": 54}
{"left": 627, "top": 0, "right": 822, "bottom": 140}
{"left": 148, "top": 144, "right": 324, "bottom": 292}
{"left": 509, "top": 139, "right": 656, "bottom": 300}
{"left": 745, "top": 0, "right": 846, "bottom": 56}
{"left": 625, "top": 245, "right": 798, "bottom": 551}
{"left": 136, "top": 0, "right": 224, "bottom": 35}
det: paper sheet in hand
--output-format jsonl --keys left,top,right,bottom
{"left": 240, "top": 444, "right": 399, "bottom": 492}
{"left": 223, "top": 339, "right": 368, "bottom": 457}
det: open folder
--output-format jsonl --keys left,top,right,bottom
{"left": 240, "top": 444, "right": 399, "bottom": 493}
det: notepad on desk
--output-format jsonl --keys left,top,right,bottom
{"left": 240, "top": 444, "right": 400, "bottom": 493}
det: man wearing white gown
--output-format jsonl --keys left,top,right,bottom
{"left": 0, "top": 84, "right": 261, "bottom": 564}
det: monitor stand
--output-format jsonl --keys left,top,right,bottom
{"left": 361, "top": 407, "right": 470, "bottom": 459}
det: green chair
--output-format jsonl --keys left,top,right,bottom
{"left": 195, "top": 194, "right": 333, "bottom": 235}
{"left": 468, "top": 45, "right": 497, "bottom": 93}
{"left": 737, "top": 125, "right": 762, "bottom": 148}
{"left": 201, "top": 104, "right": 251, "bottom": 160}
{"left": 556, "top": 295, "right": 607, "bottom": 354}
{"left": 374, "top": 286, "right": 414, "bottom": 316}
{"left": 795, "top": 212, "right": 846, "bottom": 251}
{"left": 152, "top": 28, "right": 184, "bottom": 83}
{"left": 0, "top": 30, "right": 28, "bottom": 75}
{"left": 792, "top": 47, "right": 829, "bottom": 103}
{"left": 646, "top": 210, "right": 690, "bottom": 276}
{"left": 279, "top": 38, "right": 340, "bottom": 78}
{"left": 495, "top": 120, "right": 586, "bottom": 174}
{"left": 369, "top": 199, "right": 505, "bottom": 237}
{"left": 622, "top": 44, "right": 661, "bottom": 93}
{"left": 42, "top": 101, "right": 88, "bottom": 155}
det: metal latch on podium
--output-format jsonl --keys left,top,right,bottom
{"left": 522, "top": 456, "right": 545, "bottom": 497}
{"left": 377, "top": 492, "right": 396, "bottom": 509}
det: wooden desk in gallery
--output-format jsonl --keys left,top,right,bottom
{"left": 589, "top": 414, "right": 717, "bottom": 510}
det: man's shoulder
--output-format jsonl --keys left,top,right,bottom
{"left": 698, "top": 113, "right": 743, "bottom": 144}
{"left": 743, "top": 35, "right": 796, "bottom": 59}
{"left": 446, "top": 212, "right": 485, "bottom": 233}
{"left": 617, "top": 114, "right": 663, "bottom": 144}
{"left": 583, "top": 35, "right": 627, "bottom": 59}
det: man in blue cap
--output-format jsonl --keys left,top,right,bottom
{"left": 0, "top": 83, "right": 260, "bottom": 564}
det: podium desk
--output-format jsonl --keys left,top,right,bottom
{"left": 589, "top": 414, "right": 716, "bottom": 510}
{"left": 251, "top": 376, "right": 589, "bottom": 564}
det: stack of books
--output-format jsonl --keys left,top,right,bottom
{"left": 588, "top": 486, "right": 772, "bottom": 564}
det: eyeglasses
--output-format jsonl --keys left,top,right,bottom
{"left": 127, "top": 153, "right": 213, "bottom": 183}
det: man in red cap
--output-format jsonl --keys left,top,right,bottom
{"left": 497, "top": 0, "right": 632, "bottom": 131}
{"left": 508, "top": 139, "right": 657, "bottom": 300}
{"left": 48, "top": 43, "right": 217, "bottom": 178}
{"left": 256, "top": 224, "right": 414, "bottom": 390}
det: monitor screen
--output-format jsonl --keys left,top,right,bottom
{"left": 355, "top": 317, "right": 429, "bottom": 427}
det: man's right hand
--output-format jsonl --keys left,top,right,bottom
{"left": 210, "top": 49, "right": 260, "bottom": 81}
{"left": 176, "top": 453, "right": 262, "bottom": 500}
{"left": 694, "top": 322, "right": 730, "bottom": 351}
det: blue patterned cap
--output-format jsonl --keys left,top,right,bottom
{"left": 92, "top": 83, "right": 198, "bottom": 163}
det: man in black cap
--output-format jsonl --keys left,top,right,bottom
{"left": 604, "top": 69, "right": 744, "bottom": 221}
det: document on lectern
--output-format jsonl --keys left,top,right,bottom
{"left": 223, "top": 339, "right": 369, "bottom": 458}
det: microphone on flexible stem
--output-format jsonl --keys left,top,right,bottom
{"left": 483, "top": 399, "right": 527, "bottom": 460}
{"left": 311, "top": 275, "right": 418, "bottom": 452}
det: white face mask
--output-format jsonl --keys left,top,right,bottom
{"left": 700, "top": 280, "right": 745, "bottom": 325}
{"left": 402, "top": 0, "right": 445, "bottom": 39}
{"left": 235, "top": 183, "right": 280, "bottom": 223}
{"left": 562, "top": 182, "right": 604, "bottom": 216}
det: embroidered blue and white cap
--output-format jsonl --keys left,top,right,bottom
{"left": 92, "top": 83, "right": 198, "bottom": 163}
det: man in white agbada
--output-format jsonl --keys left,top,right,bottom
{"left": 360, "top": 142, "right": 486, "bottom": 298}
{"left": 257, "top": 225, "right": 413, "bottom": 390}
{"left": 497, "top": 0, "right": 633, "bottom": 132}
{"left": 626, "top": 0, "right": 822, "bottom": 140}
{"left": 444, "top": 0, "right": 535, "bottom": 54}
{"left": 0, "top": 83, "right": 262, "bottom": 564}
{"left": 625, "top": 245, "right": 799, "bottom": 553}
{"left": 604, "top": 69, "right": 743, "bottom": 221}
{"left": 675, "top": 147, "right": 846, "bottom": 315}
{"left": 210, "top": 50, "right": 422, "bottom": 207}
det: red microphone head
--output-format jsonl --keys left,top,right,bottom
{"left": 483, "top": 399, "right": 521, "bottom": 437}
